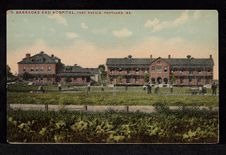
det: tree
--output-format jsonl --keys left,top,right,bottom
{"left": 98, "top": 64, "right": 107, "bottom": 84}
{"left": 170, "top": 72, "right": 176, "bottom": 85}
{"left": 7, "top": 65, "right": 14, "bottom": 78}
{"left": 116, "top": 75, "right": 125, "bottom": 84}
{"left": 144, "top": 72, "right": 149, "bottom": 84}
{"left": 187, "top": 55, "right": 191, "bottom": 59}
{"left": 128, "top": 55, "right": 132, "bottom": 59}
{"left": 21, "top": 72, "right": 33, "bottom": 80}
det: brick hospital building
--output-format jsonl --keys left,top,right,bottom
{"left": 18, "top": 51, "right": 214, "bottom": 86}
{"left": 106, "top": 55, "right": 214, "bottom": 86}
{"left": 18, "top": 51, "right": 99, "bottom": 85}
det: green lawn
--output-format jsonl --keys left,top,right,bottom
{"left": 7, "top": 83, "right": 218, "bottom": 94}
{"left": 7, "top": 91, "right": 218, "bottom": 106}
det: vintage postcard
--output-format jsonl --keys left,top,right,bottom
{"left": 6, "top": 10, "right": 218, "bottom": 143}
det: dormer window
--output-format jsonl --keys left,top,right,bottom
{"left": 30, "top": 67, "right": 34, "bottom": 72}
{"left": 23, "top": 67, "right": 26, "bottom": 72}
{"left": 40, "top": 67, "right": 44, "bottom": 71}
{"left": 36, "top": 67, "right": 39, "bottom": 71}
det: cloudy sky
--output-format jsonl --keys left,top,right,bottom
{"left": 7, "top": 10, "right": 218, "bottom": 79}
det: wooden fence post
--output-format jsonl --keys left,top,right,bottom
{"left": 126, "top": 106, "right": 129, "bottom": 112}
{"left": 45, "top": 104, "right": 48, "bottom": 111}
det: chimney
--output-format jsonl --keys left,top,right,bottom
{"left": 150, "top": 54, "right": 152, "bottom": 59}
{"left": 168, "top": 55, "right": 171, "bottom": 59}
{"left": 210, "top": 54, "right": 212, "bottom": 59}
{"left": 26, "top": 53, "right": 31, "bottom": 58}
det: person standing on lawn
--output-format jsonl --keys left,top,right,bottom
{"left": 58, "top": 82, "right": 62, "bottom": 91}
{"left": 199, "top": 86, "right": 202, "bottom": 95}
{"left": 87, "top": 83, "right": 91, "bottom": 95}
{"left": 125, "top": 85, "right": 128, "bottom": 91}
{"left": 147, "top": 84, "right": 151, "bottom": 94}
{"left": 101, "top": 84, "right": 104, "bottom": 91}
{"left": 211, "top": 82, "right": 217, "bottom": 95}
{"left": 170, "top": 84, "right": 173, "bottom": 93}
{"left": 154, "top": 84, "right": 159, "bottom": 94}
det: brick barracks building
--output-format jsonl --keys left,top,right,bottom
{"left": 18, "top": 51, "right": 99, "bottom": 85}
{"left": 106, "top": 55, "right": 214, "bottom": 86}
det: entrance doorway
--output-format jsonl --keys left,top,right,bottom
{"left": 157, "top": 77, "right": 162, "bottom": 84}
{"left": 163, "top": 78, "right": 168, "bottom": 84}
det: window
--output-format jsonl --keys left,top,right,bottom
{"left": 189, "top": 76, "right": 192, "bottom": 82}
{"left": 189, "top": 70, "right": 193, "bottom": 75}
{"left": 197, "top": 77, "right": 201, "bottom": 82}
{"left": 164, "top": 67, "right": 168, "bottom": 72}
{"left": 156, "top": 66, "right": 162, "bottom": 72}
{"left": 48, "top": 66, "right": 51, "bottom": 71}
{"left": 180, "top": 69, "right": 184, "bottom": 74}
{"left": 151, "top": 66, "right": 155, "bottom": 71}
{"left": 180, "top": 77, "right": 184, "bottom": 84}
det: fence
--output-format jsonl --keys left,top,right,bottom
{"left": 8, "top": 104, "right": 219, "bottom": 113}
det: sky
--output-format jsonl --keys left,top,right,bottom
{"left": 7, "top": 10, "right": 218, "bottom": 79}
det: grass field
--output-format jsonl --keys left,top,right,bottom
{"left": 7, "top": 91, "right": 218, "bottom": 106}
{"left": 7, "top": 83, "right": 219, "bottom": 143}
{"left": 7, "top": 83, "right": 218, "bottom": 94}
{"left": 7, "top": 83, "right": 218, "bottom": 106}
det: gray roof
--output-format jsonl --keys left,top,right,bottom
{"left": 164, "top": 58, "right": 214, "bottom": 68}
{"left": 106, "top": 58, "right": 150, "bottom": 68}
{"left": 57, "top": 65, "right": 94, "bottom": 77}
{"left": 106, "top": 57, "right": 214, "bottom": 68}
{"left": 18, "top": 51, "right": 60, "bottom": 64}
{"left": 84, "top": 68, "right": 99, "bottom": 74}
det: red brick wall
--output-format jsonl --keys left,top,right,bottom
{"left": 149, "top": 59, "right": 170, "bottom": 84}
{"left": 18, "top": 64, "right": 57, "bottom": 75}
{"left": 107, "top": 67, "right": 147, "bottom": 85}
